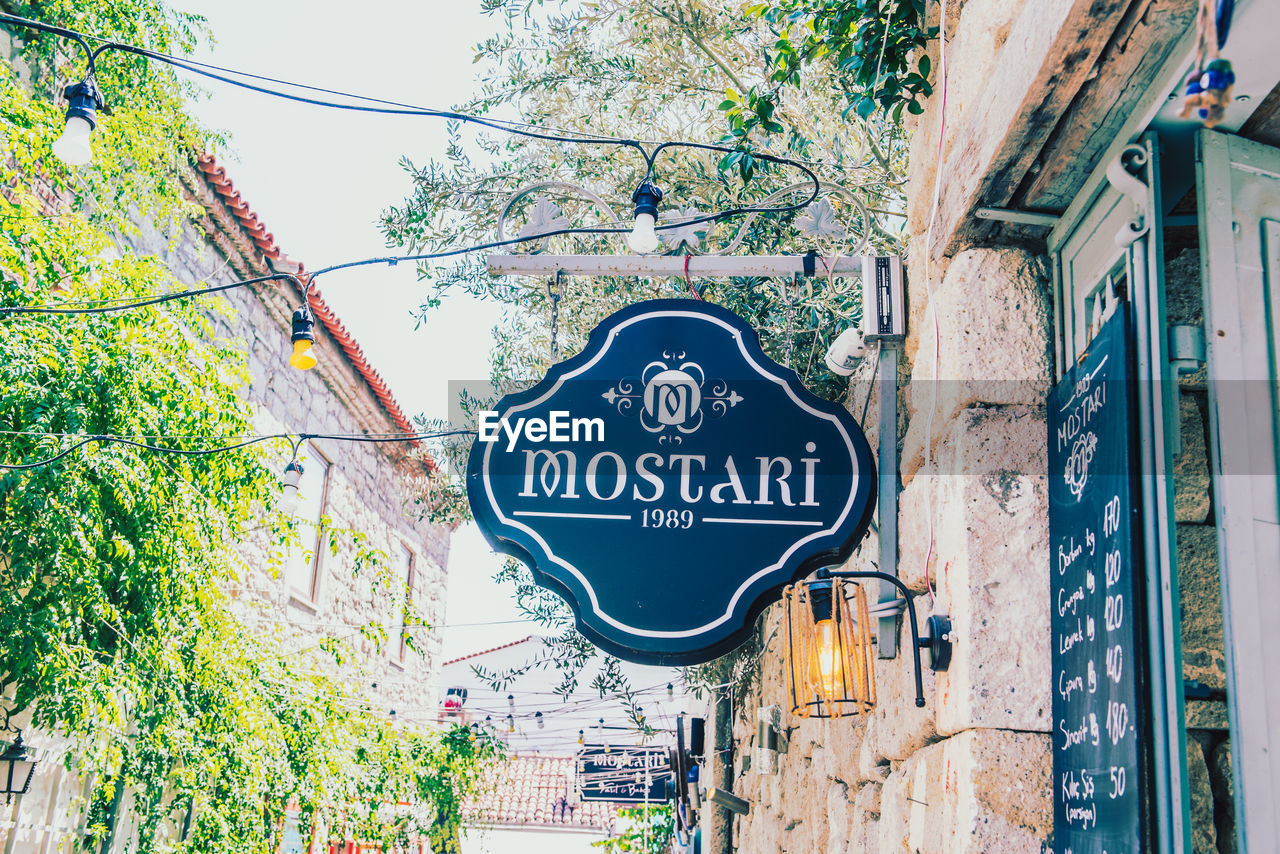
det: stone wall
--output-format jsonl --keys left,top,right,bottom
{"left": 722, "top": 242, "right": 1057, "bottom": 854}
{"left": 127, "top": 183, "right": 453, "bottom": 723}
{"left": 1, "top": 174, "right": 451, "bottom": 854}
{"left": 711, "top": 1, "right": 1226, "bottom": 850}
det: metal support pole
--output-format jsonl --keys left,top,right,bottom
{"left": 876, "top": 343, "right": 900, "bottom": 657}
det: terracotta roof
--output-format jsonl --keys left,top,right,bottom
{"left": 192, "top": 154, "right": 429, "bottom": 463}
{"left": 466, "top": 754, "right": 618, "bottom": 831}
{"left": 443, "top": 636, "right": 539, "bottom": 667}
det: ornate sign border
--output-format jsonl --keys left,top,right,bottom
{"left": 467, "top": 300, "right": 876, "bottom": 664}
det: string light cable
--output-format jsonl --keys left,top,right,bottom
{"left": 0, "top": 11, "right": 824, "bottom": 248}
{"left": 0, "top": 428, "right": 475, "bottom": 471}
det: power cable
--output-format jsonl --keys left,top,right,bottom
{"left": 0, "top": 429, "right": 473, "bottom": 471}
{"left": 0, "top": 11, "right": 823, "bottom": 243}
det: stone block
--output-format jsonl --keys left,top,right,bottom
{"left": 897, "top": 473, "right": 939, "bottom": 592}
{"left": 1166, "top": 248, "right": 1204, "bottom": 327}
{"left": 1185, "top": 699, "right": 1229, "bottom": 731}
{"left": 849, "top": 783, "right": 881, "bottom": 854}
{"left": 871, "top": 620, "right": 939, "bottom": 759}
{"left": 1210, "top": 740, "right": 1238, "bottom": 854}
{"left": 902, "top": 247, "right": 1052, "bottom": 479}
{"left": 902, "top": 408, "right": 1052, "bottom": 735}
{"left": 1178, "top": 524, "right": 1225, "bottom": 690}
{"left": 880, "top": 730, "right": 1051, "bottom": 854}
{"left": 1187, "top": 736, "right": 1218, "bottom": 854}
{"left": 1175, "top": 394, "right": 1211, "bottom": 524}
{"left": 855, "top": 715, "right": 891, "bottom": 784}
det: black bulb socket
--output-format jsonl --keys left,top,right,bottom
{"left": 63, "top": 79, "right": 105, "bottom": 130}
{"left": 291, "top": 306, "right": 316, "bottom": 344}
{"left": 632, "top": 178, "right": 663, "bottom": 219}
{"left": 807, "top": 579, "right": 835, "bottom": 620}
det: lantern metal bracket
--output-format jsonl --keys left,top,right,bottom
{"left": 814, "top": 568, "right": 953, "bottom": 708}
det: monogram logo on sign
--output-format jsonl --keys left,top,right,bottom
{"left": 1065, "top": 431, "right": 1098, "bottom": 499}
{"left": 602, "top": 351, "right": 742, "bottom": 444}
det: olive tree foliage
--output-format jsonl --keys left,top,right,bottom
{"left": 385, "top": 0, "right": 920, "bottom": 715}
{"left": 0, "top": 3, "right": 499, "bottom": 852}
{"left": 387, "top": 0, "right": 910, "bottom": 513}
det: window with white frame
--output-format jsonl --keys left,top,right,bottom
{"left": 283, "top": 442, "right": 331, "bottom": 602}
{"left": 395, "top": 542, "right": 414, "bottom": 661}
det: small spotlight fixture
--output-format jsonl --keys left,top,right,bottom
{"left": 289, "top": 306, "right": 318, "bottom": 370}
{"left": 626, "top": 178, "right": 663, "bottom": 254}
{"left": 278, "top": 458, "right": 303, "bottom": 515}
{"left": 52, "top": 78, "right": 104, "bottom": 167}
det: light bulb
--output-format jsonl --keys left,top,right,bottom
{"left": 627, "top": 178, "right": 664, "bottom": 254}
{"left": 627, "top": 212, "right": 660, "bottom": 254}
{"left": 278, "top": 461, "right": 303, "bottom": 515}
{"left": 289, "top": 306, "right": 317, "bottom": 371}
{"left": 52, "top": 79, "right": 103, "bottom": 168}
{"left": 535, "top": 711, "right": 544, "bottom": 730}
{"left": 578, "top": 730, "right": 585, "bottom": 745}
{"left": 289, "top": 339, "right": 316, "bottom": 371}
{"left": 806, "top": 618, "right": 850, "bottom": 698}
{"left": 52, "top": 116, "right": 94, "bottom": 167}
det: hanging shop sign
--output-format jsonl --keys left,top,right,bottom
{"left": 577, "top": 744, "right": 672, "bottom": 804}
{"left": 467, "top": 299, "right": 876, "bottom": 665}
{"left": 1048, "top": 308, "right": 1150, "bottom": 851}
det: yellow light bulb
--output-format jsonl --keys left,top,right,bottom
{"left": 807, "top": 619, "right": 850, "bottom": 698}
{"left": 289, "top": 339, "right": 317, "bottom": 370}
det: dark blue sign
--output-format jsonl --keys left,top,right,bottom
{"left": 467, "top": 300, "right": 876, "bottom": 664}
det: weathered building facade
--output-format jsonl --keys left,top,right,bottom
{"left": 707, "top": 0, "right": 1280, "bottom": 852}
{"left": 2, "top": 156, "right": 450, "bottom": 852}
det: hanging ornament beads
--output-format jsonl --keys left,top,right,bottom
{"left": 1180, "top": 59, "right": 1235, "bottom": 128}
{"left": 1180, "top": 0, "right": 1236, "bottom": 128}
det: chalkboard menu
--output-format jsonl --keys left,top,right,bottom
{"left": 1049, "top": 309, "right": 1149, "bottom": 853}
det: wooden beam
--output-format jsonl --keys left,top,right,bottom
{"left": 928, "top": 0, "right": 1133, "bottom": 260}
{"left": 1016, "top": 0, "right": 1198, "bottom": 211}
{"left": 486, "top": 254, "right": 867, "bottom": 278}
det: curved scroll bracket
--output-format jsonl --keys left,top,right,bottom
{"left": 1106, "top": 143, "right": 1151, "bottom": 248}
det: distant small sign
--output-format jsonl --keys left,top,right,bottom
{"left": 577, "top": 744, "right": 671, "bottom": 803}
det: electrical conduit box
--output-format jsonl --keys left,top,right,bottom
{"left": 861, "top": 256, "right": 905, "bottom": 340}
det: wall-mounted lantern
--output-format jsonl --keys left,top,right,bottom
{"left": 785, "top": 570, "right": 952, "bottom": 718}
{"left": 2, "top": 731, "right": 37, "bottom": 804}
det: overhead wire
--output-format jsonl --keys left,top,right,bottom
{"left": 0, "top": 429, "right": 474, "bottom": 470}
{"left": 0, "top": 11, "right": 824, "bottom": 274}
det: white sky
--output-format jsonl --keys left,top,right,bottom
{"left": 169, "top": 1, "right": 534, "bottom": 659}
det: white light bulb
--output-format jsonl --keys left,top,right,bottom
{"left": 52, "top": 116, "right": 94, "bottom": 167}
{"left": 627, "top": 212, "right": 660, "bottom": 254}
{"left": 277, "top": 483, "right": 300, "bottom": 516}
{"left": 278, "top": 464, "right": 303, "bottom": 515}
